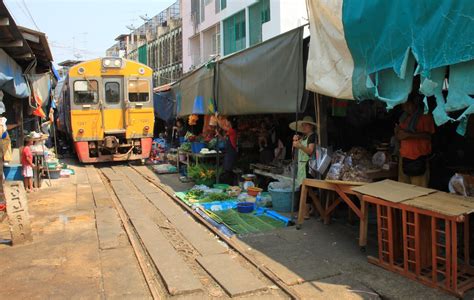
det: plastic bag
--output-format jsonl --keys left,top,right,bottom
{"left": 326, "top": 163, "right": 344, "bottom": 180}
{"left": 332, "top": 150, "right": 346, "bottom": 164}
{"left": 268, "top": 181, "right": 292, "bottom": 192}
{"left": 372, "top": 151, "right": 387, "bottom": 168}
{"left": 449, "top": 173, "right": 467, "bottom": 196}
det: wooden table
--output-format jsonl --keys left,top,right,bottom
{"left": 353, "top": 180, "right": 474, "bottom": 297}
{"left": 298, "top": 178, "right": 369, "bottom": 249}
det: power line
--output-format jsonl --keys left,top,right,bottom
{"left": 21, "top": 0, "right": 40, "bottom": 31}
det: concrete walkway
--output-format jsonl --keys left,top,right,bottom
{"left": 0, "top": 165, "right": 150, "bottom": 299}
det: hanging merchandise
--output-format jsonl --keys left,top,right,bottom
{"left": 332, "top": 99, "right": 348, "bottom": 117}
{"left": 209, "top": 115, "right": 218, "bottom": 126}
{"left": 188, "top": 114, "right": 198, "bottom": 126}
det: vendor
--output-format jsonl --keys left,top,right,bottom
{"left": 395, "top": 96, "right": 435, "bottom": 187}
{"left": 217, "top": 116, "right": 238, "bottom": 185}
{"left": 290, "top": 116, "right": 318, "bottom": 218}
{"left": 172, "top": 118, "right": 187, "bottom": 145}
{"left": 40, "top": 107, "right": 55, "bottom": 148}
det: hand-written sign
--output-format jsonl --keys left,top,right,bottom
{"left": 5, "top": 182, "right": 32, "bottom": 244}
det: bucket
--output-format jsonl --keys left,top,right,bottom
{"left": 48, "top": 170, "right": 61, "bottom": 179}
{"left": 191, "top": 142, "right": 206, "bottom": 153}
{"left": 268, "top": 182, "right": 293, "bottom": 212}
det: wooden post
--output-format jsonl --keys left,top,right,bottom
{"left": 465, "top": 216, "right": 470, "bottom": 266}
{"left": 359, "top": 199, "right": 369, "bottom": 248}
{"left": 315, "top": 94, "right": 328, "bottom": 147}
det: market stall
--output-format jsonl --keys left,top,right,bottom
{"left": 352, "top": 180, "right": 474, "bottom": 297}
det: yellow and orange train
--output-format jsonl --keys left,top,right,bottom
{"left": 57, "top": 57, "right": 154, "bottom": 163}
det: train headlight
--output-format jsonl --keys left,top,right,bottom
{"left": 102, "top": 58, "right": 122, "bottom": 68}
{"left": 78, "top": 128, "right": 84, "bottom": 134}
{"left": 144, "top": 126, "right": 150, "bottom": 131}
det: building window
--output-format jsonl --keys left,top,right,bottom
{"left": 200, "top": 0, "right": 206, "bottom": 23}
{"left": 248, "top": 0, "right": 271, "bottom": 47}
{"left": 216, "top": 0, "right": 226, "bottom": 13}
{"left": 212, "top": 32, "right": 221, "bottom": 55}
{"left": 223, "top": 10, "right": 246, "bottom": 56}
{"left": 261, "top": 0, "right": 270, "bottom": 23}
{"left": 138, "top": 45, "right": 147, "bottom": 65}
{"left": 249, "top": 3, "right": 262, "bottom": 46}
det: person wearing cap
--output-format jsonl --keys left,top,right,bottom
{"left": 290, "top": 116, "right": 318, "bottom": 218}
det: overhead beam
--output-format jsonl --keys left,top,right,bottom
{"left": 21, "top": 32, "right": 40, "bottom": 43}
{"left": 12, "top": 53, "right": 33, "bottom": 59}
{"left": 0, "top": 40, "right": 23, "bottom": 47}
{"left": 0, "top": 17, "right": 9, "bottom": 26}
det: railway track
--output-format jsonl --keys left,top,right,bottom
{"left": 95, "top": 164, "right": 298, "bottom": 299}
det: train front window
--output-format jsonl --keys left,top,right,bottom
{"left": 73, "top": 80, "right": 98, "bottom": 104}
{"left": 128, "top": 80, "right": 149, "bottom": 102}
{"left": 105, "top": 82, "right": 120, "bottom": 103}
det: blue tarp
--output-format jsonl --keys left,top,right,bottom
{"left": 52, "top": 65, "right": 61, "bottom": 81}
{"left": 153, "top": 91, "right": 175, "bottom": 121}
{"left": 341, "top": 0, "right": 474, "bottom": 134}
{"left": 0, "top": 49, "right": 30, "bottom": 98}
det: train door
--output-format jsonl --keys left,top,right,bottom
{"left": 102, "top": 77, "right": 125, "bottom": 133}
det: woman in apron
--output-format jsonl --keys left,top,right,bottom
{"left": 290, "top": 116, "right": 318, "bottom": 218}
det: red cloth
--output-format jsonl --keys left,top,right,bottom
{"left": 399, "top": 114, "right": 435, "bottom": 160}
{"left": 227, "top": 128, "right": 237, "bottom": 150}
{"left": 21, "top": 146, "right": 33, "bottom": 167}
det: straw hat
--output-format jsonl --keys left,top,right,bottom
{"left": 289, "top": 116, "right": 317, "bottom": 132}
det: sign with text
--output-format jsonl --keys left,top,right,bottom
{"left": 5, "top": 182, "right": 32, "bottom": 244}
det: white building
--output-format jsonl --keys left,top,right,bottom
{"left": 181, "top": 0, "right": 307, "bottom": 72}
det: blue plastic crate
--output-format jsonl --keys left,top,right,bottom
{"left": 4, "top": 164, "right": 22, "bottom": 181}
{"left": 191, "top": 142, "right": 206, "bottom": 153}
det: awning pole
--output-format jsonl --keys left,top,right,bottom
{"left": 290, "top": 37, "right": 302, "bottom": 222}
{"left": 214, "top": 60, "right": 220, "bottom": 184}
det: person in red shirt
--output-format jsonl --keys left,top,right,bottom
{"left": 395, "top": 97, "right": 435, "bottom": 187}
{"left": 21, "top": 138, "right": 35, "bottom": 192}
{"left": 217, "top": 116, "right": 238, "bottom": 185}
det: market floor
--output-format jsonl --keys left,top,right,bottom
{"left": 143, "top": 173, "right": 463, "bottom": 299}
{"left": 0, "top": 167, "right": 469, "bottom": 299}
{"left": 0, "top": 164, "right": 150, "bottom": 299}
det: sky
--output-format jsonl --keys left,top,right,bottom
{"left": 4, "top": 0, "right": 175, "bottom": 66}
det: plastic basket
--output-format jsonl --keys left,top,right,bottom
{"left": 191, "top": 142, "right": 206, "bottom": 153}
{"left": 268, "top": 185, "right": 293, "bottom": 213}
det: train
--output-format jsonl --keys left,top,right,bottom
{"left": 57, "top": 57, "right": 154, "bottom": 163}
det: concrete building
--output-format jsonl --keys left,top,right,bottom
{"left": 107, "top": 1, "right": 182, "bottom": 88}
{"left": 181, "top": 0, "right": 308, "bottom": 72}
